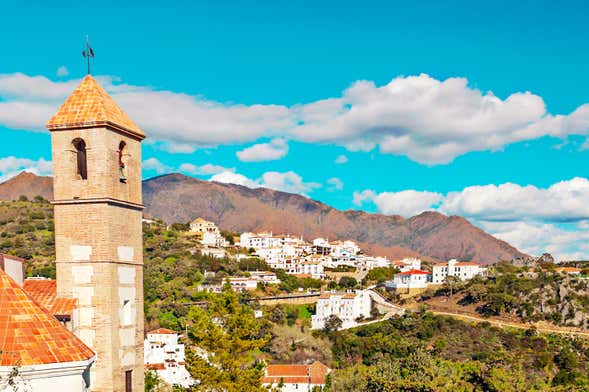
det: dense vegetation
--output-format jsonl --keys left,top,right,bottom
{"left": 3, "top": 199, "right": 589, "bottom": 391}
{"left": 0, "top": 198, "right": 56, "bottom": 277}
{"left": 329, "top": 310, "right": 589, "bottom": 391}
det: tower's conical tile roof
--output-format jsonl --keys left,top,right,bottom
{"left": 46, "top": 75, "right": 145, "bottom": 139}
{"left": 0, "top": 268, "right": 95, "bottom": 366}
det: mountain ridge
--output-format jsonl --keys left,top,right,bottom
{"left": 0, "top": 171, "right": 528, "bottom": 264}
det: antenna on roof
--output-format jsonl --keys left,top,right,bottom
{"left": 82, "top": 35, "right": 95, "bottom": 75}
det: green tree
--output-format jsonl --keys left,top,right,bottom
{"left": 323, "top": 314, "right": 343, "bottom": 333}
{"left": 338, "top": 276, "right": 357, "bottom": 289}
{"left": 443, "top": 275, "right": 462, "bottom": 298}
{"left": 184, "top": 289, "right": 270, "bottom": 391}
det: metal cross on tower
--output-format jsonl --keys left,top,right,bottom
{"left": 82, "top": 36, "right": 95, "bottom": 75}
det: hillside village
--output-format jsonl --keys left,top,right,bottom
{"left": 185, "top": 216, "right": 488, "bottom": 293}
{"left": 2, "top": 197, "right": 589, "bottom": 390}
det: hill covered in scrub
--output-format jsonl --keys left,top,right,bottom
{"left": 328, "top": 311, "right": 589, "bottom": 391}
{"left": 420, "top": 262, "right": 589, "bottom": 330}
{"left": 0, "top": 197, "right": 56, "bottom": 277}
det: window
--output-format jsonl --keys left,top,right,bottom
{"left": 123, "top": 299, "right": 133, "bottom": 325}
{"left": 72, "top": 138, "right": 87, "bottom": 180}
{"left": 125, "top": 370, "right": 132, "bottom": 392}
{"left": 118, "top": 141, "right": 127, "bottom": 183}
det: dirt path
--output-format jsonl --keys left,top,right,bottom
{"left": 429, "top": 310, "right": 589, "bottom": 338}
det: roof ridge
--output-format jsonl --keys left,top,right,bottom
{"left": 46, "top": 75, "right": 145, "bottom": 139}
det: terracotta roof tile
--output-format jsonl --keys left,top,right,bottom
{"left": 267, "top": 364, "right": 309, "bottom": 377}
{"left": 263, "top": 362, "right": 330, "bottom": 385}
{"left": 0, "top": 269, "right": 94, "bottom": 366}
{"left": 147, "top": 328, "right": 177, "bottom": 335}
{"left": 23, "top": 278, "right": 77, "bottom": 317}
{"left": 397, "top": 269, "right": 430, "bottom": 275}
{"left": 46, "top": 75, "right": 145, "bottom": 139}
{"left": 51, "top": 298, "right": 78, "bottom": 316}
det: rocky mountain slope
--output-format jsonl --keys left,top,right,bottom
{"left": 0, "top": 172, "right": 528, "bottom": 264}
{"left": 142, "top": 173, "right": 527, "bottom": 264}
{"left": 0, "top": 172, "right": 53, "bottom": 200}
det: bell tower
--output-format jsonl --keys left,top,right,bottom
{"left": 47, "top": 75, "right": 145, "bottom": 392}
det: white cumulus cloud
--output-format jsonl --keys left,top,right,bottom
{"left": 440, "top": 178, "right": 589, "bottom": 222}
{"left": 3, "top": 72, "right": 589, "bottom": 164}
{"left": 236, "top": 138, "right": 289, "bottom": 162}
{"left": 179, "top": 163, "right": 235, "bottom": 175}
{"left": 0, "top": 156, "right": 53, "bottom": 182}
{"left": 210, "top": 170, "right": 321, "bottom": 196}
{"left": 334, "top": 154, "right": 348, "bottom": 164}
{"left": 327, "top": 177, "right": 344, "bottom": 191}
{"left": 354, "top": 177, "right": 589, "bottom": 260}
{"left": 210, "top": 171, "right": 260, "bottom": 188}
{"left": 142, "top": 158, "right": 172, "bottom": 175}
{"left": 260, "top": 171, "right": 321, "bottom": 195}
{"left": 354, "top": 189, "right": 443, "bottom": 217}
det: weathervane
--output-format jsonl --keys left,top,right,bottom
{"left": 82, "top": 36, "right": 95, "bottom": 75}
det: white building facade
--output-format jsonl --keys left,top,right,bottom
{"left": 387, "top": 269, "right": 430, "bottom": 290}
{"left": 191, "top": 217, "right": 227, "bottom": 247}
{"left": 431, "top": 259, "right": 485, "bottom": 284}
{"left": 311, "top": 290, "right": 372, "bottom": 330}
{"left": 144, "top": 329, "right": 194, "bottom": 388}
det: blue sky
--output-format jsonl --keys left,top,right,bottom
{"left": 2, "top": 1, "right": 589, "bottom": 260}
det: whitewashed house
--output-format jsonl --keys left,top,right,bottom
{"left": 330, "top": 240, "right": 361, "bottom": 257}
{"left": 190, "top": 217, "right": 227, "bottom": 247}
{"left": 227, "top": 271, "right": 281, "bottom": 291}
{"left": 240, "top": 232, "right": 280, "bottom": 249}
{"left": 288, "top": 259, "right": 326, "bottom": 280}
{"left": 431, "top": 259, "right": 485, "bottom": 284}
{"left": 261, "top": 361, "right": 331, "bottom": 392}
{"left": 256, "top": 245, "right": 303, "bottom": 269}
{"left": 144, "top": 328, "right": 194, "bottom": 388}
{"left": 249, "top": 271, "right": 281, "bottom": 284}
{"left": 394, "top": 258, "right": 422, "bottom": 271}
{"left": 358, "top": 256, "right": 391, "bottom": 271}
{"left": 311, "top": 290, "right": 372, "bottom": 330}
{"left": 386, "top": 269, "right": 430, "bottom": 291}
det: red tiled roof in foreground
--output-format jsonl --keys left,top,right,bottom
{"left": 262, "top": 361, "right": 330, "bottom": 385}
{"left": 0, "top": 269, "right": 94, "bottom": 366}
{"left": 23, "top": 278, "right": 77, "bottom": 317}
{"left": 397, "top": 269, "right": 430, "bottom": 275}
{"left": 46, "top": 75, "right": 145, "bottom": 139}
{"left": 147, "top": 328, "right": 177, "bottom": 335}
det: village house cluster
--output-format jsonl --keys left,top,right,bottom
{"left": 144, "top": 328, "right": 194, "bottom": 388}
{"left": 386, "top": 259, "right": 487, "bottom": 294}
{"left": 238, "top": 231, "right": 395, "bottom": 279}
{"left": 197, "top": 270, "right": 282, "bottom": 293}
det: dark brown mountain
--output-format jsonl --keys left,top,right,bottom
{"left": 0, "top": 172, "right": 53, "bottom": 201}
{"left": 142, "top": 173, "right": 528, "bottom": 264}
{"left": 0, "top": 172, "right": 528, "bottom": 264}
